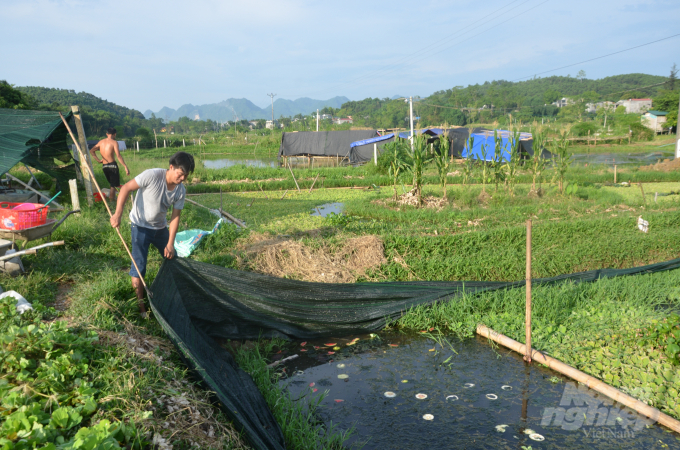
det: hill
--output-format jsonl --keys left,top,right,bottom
{"left": 338, "top": 73, "right": 671, "bottom": 129}
{"left": 16, "top": 86, "right": 146, "bottom": 120}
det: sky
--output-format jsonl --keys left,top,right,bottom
{"left": 1, "top": 0, "right": 679, "bottom": 113}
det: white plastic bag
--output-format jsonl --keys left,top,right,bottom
{"left": 0, "top": 290, "right": 33, "bottom": 314}
{"left": 637, "top": 216, "right": 649, "bottom": 233}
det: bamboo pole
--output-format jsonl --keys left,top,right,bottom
{"left": 525, "top": 219, "right": 532, "bottom": 363}
{"left": 288, "top": 163, "right": 300, "bottom": 192}
{"left": 68, "top": 179, "right": 80, "bottom": 214}
{"left": 183, "top": 197, "right": 248, "bottom": 229}
{"left": 58, "top": 113, "right": 152, "bottom": 299}
{"left": 280, "top": 189, "right": 289, "bottom": 200}
{"left": 614, "top": 165, "right": 617, "bottom": 184}
{"left": 308, "top": 173, "right": 319, "bottom": 193}
{"left": 476, "top": 324, "right": 680, "bottom": 433}
{"left": 639, "top": 183, "right": 647, "bottom": 205}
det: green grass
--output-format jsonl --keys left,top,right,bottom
{"left": 7, "top": 149, "right": 680, "bottom": 447}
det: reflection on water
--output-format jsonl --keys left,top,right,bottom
{"left": 203, "top": 158, "right": 278, "bottom": 169}
{"left": 280, "top": 333, "right": 679, "bottom": 450}
{"left": 311, "top": 203, "right": 344, "bottom": 217}
{"left": 572, "top": 151, "right": 673, "bottom": 166}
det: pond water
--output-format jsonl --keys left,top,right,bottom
{"left": 571, "top": 151, "right": 674, "bottom": 166}
{"left": 280, "top": 333, "right": 680, "bottom": 449}
{"left": 203, "top": 158, "right": 278, "bottom": 169}
{"left": 311, "top": 203, "right": 344, "bottom": 217}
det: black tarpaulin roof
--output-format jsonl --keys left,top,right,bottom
{"left": 0, "top": 108, "right": 76, "bottom": 185}
{"left": 278, "top": 130, "right": 378, "bottom": 163}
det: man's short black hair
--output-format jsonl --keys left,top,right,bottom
{"left": 107, "top": 127, "right": 117, "bottom": 135}
{"left": 169, "top": 151, "right": 195, "bottom": 175}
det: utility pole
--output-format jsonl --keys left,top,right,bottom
{"left": 316, "top": 108, "right": 319, "bottom": 132}
{"left": 409, "top": 96, "right": 414, "bottom": 151}
{"left": 267, "top": 93, "right": 276, "bottom": 127}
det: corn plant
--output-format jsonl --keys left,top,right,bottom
{"left": 461, "top": 135, "right": 475, "bottom": 185}
{"left": 491, "top": 130, "right": 507, "bottom": 191}
{"left": 479, "top": 142, "right": 490, "bottom": 193}
{"left": 505, "top": 130, "right": 522, "bottom": 195}
{"left": 406, "top": 133, "right": 427, "bottom": 205}
{"left": 434, "top": 133, "right": 451, "bottom": 199}
{"left": 551, "top": 131, "right": 572, "bottom": 194}
{"left": 386, "top": 141, "right": 409, "bottom": 200}
{"left": 528, "top": 130, "right": 547, "bottom": 192}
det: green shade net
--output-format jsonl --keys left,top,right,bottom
{"left": 149, "top": 256, "right": 680, "bottom": 450}
{"left": 0, "top": 108, "right": 76, "bottom": 188}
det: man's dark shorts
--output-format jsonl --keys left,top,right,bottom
{"left": 102, "top": 162, "right": 121, "bottom": 188}
{"left": 129, "top": 224, "right": 170, "bottom": 278}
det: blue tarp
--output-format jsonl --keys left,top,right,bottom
{"left": 174, "top": 218, "right": 224, "bottom": 258}
{"left": 462, "top": 130, "right": 529, "bottom": 162}
{"left": 350, "top": 133, "right": 395, "bottom": 148}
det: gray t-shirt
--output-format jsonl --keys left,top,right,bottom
{"left": 129, "top": 169, "right": 185, "bottom": 229}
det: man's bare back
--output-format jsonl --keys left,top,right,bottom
{"left": 90, "top": 128, "right": 130, "bottom": 200}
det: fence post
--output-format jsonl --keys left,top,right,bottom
{"left": 69, "top": 179, "right": 80, "bottom": 214}
{"left": 70, "top": 106, "right": 94, "bottom": 206}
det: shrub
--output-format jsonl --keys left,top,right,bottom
{"left": 571, "top": 122, "right": 599, "bottom": 137}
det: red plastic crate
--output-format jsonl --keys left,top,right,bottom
{"left": 0, "top": 202, "right": 49, "bottom": 230}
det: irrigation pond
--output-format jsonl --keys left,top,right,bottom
{"left": 281, "top": 333, "right": 680, "bottom": 449}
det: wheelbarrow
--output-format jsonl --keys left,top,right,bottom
{"left": 0, "top": 210, "right": 80, "bottom": 249}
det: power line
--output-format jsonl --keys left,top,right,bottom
{"left": 289, "top": 0, "right": 545, "bottom": 98}
{"left": 511, "top": 33, "right": 680, "bottom": 82}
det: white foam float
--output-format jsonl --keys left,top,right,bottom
{"left": 501, "top": 385, "right": 512, "bottom": 390}
{"left": 337, "top": 374, "right": 349, "bottom": 379}
{"left": 486, "top": 394, "right": 498, "bottom": 400}
{"left": 464, "top": 383, "right": 475, "bottom": 388}
{"left": 384, "top": 391, "right": 396, "bottom": 398}
{"left": 445, "top": 395, "right": 458, "bottom": 401}
{"left": 529, "top": 433, "right": 545, "bottom": 441}
{"left": 422, "top": 414, "right": 434, "bottom": 421}
{"left": 337, "top": 363, "right": 345, "bottom": 368}
{"left": 415, "top": 393, "right": 428, "bottom": 399}
{"left": 495, "top": 424, "right": 508, "bottom": 432}
{"left": 294, "top": 370, "right": 304, "bottom": 376}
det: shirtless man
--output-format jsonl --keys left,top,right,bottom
{"left": 90, "top": 127, "right": 130, "bottom": 201}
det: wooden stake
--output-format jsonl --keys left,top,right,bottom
{"left": 280, "top": 189, "right": 289, "bottom": 200}
{"left": 639, "top": 183, "right": 647, "bottom": 205}
{"left": 70, "top": 106, "right": 94, "bottom": 205}
{"left": 59, "top": 112, "right": 152, "bottom": 298}
{"left": 614, "top": 165, "right": 617, "bottom": 184}
{"left": 525, "top": 219, "right": 532, "bottom": 363}
{"left": 68, "top": 179, "right": 80, "bottom": 214}
{"left": 477, "top": 324, "right": 680, "bottom": 433}
{"left": 308, "top": 173, "right": 319, "bottom": 193}
{"left": 288, "top": 163, "right": 300, "bottom": 192}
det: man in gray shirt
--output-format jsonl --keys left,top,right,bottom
{"left": 110, "top": 151, "right": 195, "bottom": 316}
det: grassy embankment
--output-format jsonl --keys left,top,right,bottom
{"left": 4, "top": 137, "right": 680, "bottom": 448}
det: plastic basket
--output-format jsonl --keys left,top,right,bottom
{"left": 0, "top": 202, "right": 49, "bottom": 230}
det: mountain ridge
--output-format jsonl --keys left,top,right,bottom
{"left": 144, "top": 96, "right": 350, "bottom": 122}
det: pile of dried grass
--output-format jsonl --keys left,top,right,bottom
{"left": 237, "top": 233, "right": 386, "bottom": 283}
{"left": 645, "top": 158, "right": 680, "bottom": 173}
{"left": 394, "top": 188, "right": 448, "bottom": 211}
